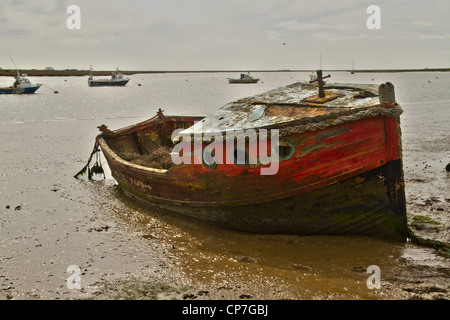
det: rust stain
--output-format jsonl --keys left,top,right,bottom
{"left": 264, "top": 105, "right": 347, "bottom": 119}
{"left": 302, "top": 92, "right": 345, "bottom": 104}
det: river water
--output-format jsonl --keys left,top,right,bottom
{"left": 0, "top": 71, "right": 449, "bottom": 300}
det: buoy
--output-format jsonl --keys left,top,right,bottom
{"left": 43, "top": 84, "right": 58, "bottom": 94}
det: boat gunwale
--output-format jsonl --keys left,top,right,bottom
{"left": 97, "top": 136, "right": 169, "bottom": 174}
{"left": 96, "top": 115, "right": 206, "bottom": 174}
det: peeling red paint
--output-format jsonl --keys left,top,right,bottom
{"left": 95, "top": 82, "right": 407, "bottom": 239}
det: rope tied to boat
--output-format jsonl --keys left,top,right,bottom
{"left": 74, "top": 140, "right": 105, "bottom": 180}
{"left": 175, "top": 103, "right": 404, "bottom": 143}
{"left": 280, "top": 104, "right": 403, "bottom": 137}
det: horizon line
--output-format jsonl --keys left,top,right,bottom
{"left": 1, "top": 67, "right": 450, "bottom": 76}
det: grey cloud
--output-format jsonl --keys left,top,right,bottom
{"left": 1, "top": 0, "right": 450, "bottom": 70}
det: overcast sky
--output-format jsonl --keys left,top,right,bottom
{"left": 1, "top": 0, "right": 449, "bottom": 71}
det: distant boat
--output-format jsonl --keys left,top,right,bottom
{"left": 0, "top": 70, "right": 41, "bottom": 94}
{"left": 351, "top": 61, "right": 355, "bottom": 74}
{"left": 228, "top": 72, "right": 259, "bottom": 84}
{"left": 88, "top": 66, "right": 129, "bottom": 87}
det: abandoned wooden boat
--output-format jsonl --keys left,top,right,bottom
{"left": 82, "top": 75, "right": 407, "bottom": 240}
{"left": 88, "top": 66, "right": 129, "bottom": 87}
{"left": 228, "top": 72, "right": 260, "bottom": 84}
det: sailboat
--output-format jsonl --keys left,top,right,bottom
{"left": 351, "top": 61, "right": 355, "bottom": 74}
{"left": 0, "top": 70, "right": 42, "bottom": 94}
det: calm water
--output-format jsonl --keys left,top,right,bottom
{"left": 0, "top": 71, "right": 449, "bottom": 300}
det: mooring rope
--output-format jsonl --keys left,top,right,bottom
{"left": 279, "top": 105, "right": 403, "bottom": 137}
{"left": 175, "top": 104, "right": 403, "bottom": 143}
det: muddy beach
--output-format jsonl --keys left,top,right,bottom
{"left": 0, "top": 72, "right": 449, "bottom": 301}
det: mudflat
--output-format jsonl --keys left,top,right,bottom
{"left": 0, "top": 72, "right": 448, "bottom": 300}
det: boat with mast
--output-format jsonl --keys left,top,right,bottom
{"left": 88, "top": 66, "right": 130, "bottom": 87}
{"left": 0, "top": 70, "right": 42, "bottom": 94}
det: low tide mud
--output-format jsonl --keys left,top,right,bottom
{"left": 1, "top": 73, "right": 449, "bottom": 301}
{"left": 1, "top": 119, "right": 449, "bottom": 301}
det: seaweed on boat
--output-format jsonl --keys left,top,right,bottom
{"left": 119, "top": 146, "right": 173, "bottom": 170}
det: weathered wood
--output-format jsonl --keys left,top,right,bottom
{"left": 379, "top": 82, "right": 396, "bottom": 104}
{"left": 302, "top": 92, "right": 344, "bottom": 104}
{"left": 95, "top": 81, "right": 407, "bottom": 240}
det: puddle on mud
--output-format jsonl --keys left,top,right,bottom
{"left": 90, "top": 184, "right": 447, "bottom": 300}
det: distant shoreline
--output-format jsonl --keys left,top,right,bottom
{"left": 0, "top": 68, "right": 449, "bottom": 77}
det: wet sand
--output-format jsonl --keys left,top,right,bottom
{"left": 0, "top": 72, "right": 449, "bottom": 301}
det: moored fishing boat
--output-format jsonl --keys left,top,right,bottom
{"left": 228, "top": 72, "right": 259, "bottom": 84}
{"left": 0, "top": 71, "right": 42, "bottom": 94}
{"left": 78, "top": 71, "right": 407, "bottom": 240}
{"left": 88, "top": 66, "right": 129, "bottom": 87}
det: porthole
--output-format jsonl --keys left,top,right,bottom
{"left": 273, "top": 138, "right": 295, "bottom": 161}
{"left": 233, "top": 146, "right": 249, "bottom": 167}
{"left": 202, "top": 147, "right": 218, "bottom": 170}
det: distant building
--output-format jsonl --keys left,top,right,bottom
{"left": 45, "top": 67, "right": 55, "bottom": 70}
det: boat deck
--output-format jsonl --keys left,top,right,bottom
{"left": 181, "top": 82, "right": 380, "bottom": 134}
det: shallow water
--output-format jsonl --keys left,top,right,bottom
{"left": 0, "top": 71, "right": 449, "bottom": 300}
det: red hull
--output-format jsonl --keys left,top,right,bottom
{"left": 102, "top": 115, "right": 401, "bottom": 205}
{"left": 90, "top": 81, "right": 407, "bottom": 240}
{"left": 98, "top": 111, "right": 407, "bottom": 240}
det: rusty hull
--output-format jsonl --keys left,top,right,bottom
{"left": 97, "top": 82, "right": 407, "bottom": 240}
{"left": 98, "top": 117, "right": 407, "bottom": 240}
